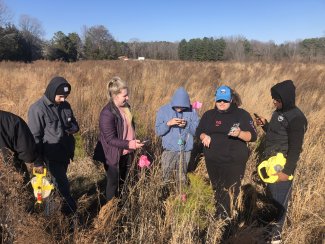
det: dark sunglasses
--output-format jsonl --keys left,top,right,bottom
{"left": 216, "top": 100, "right": 230, "bottom": 103}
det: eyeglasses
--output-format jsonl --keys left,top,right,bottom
{"left": 216, "top": 100, "right": 230, "bottom": 103}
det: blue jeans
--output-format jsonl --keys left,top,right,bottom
{"left": 267, "top": 180, "right": 292, "bottom": 236}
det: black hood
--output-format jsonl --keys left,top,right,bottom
{"left": 44, "top": 76, "right": 71, "bottom": 103}
{"left": 271, "top": 80, "right": 296, "bottom": 111}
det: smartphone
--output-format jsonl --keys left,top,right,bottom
{"left": 254, "top": 113, "right": 264, "bottom": 125}
{"left": 253, "top": 113, "right": 260, "bottom": 119}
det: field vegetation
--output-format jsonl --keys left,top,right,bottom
{"left": 0, "top": 60, "right": 324, "bottom": 243}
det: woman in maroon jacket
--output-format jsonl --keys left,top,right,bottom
{"left": 94, "top": 77, "right": 143, "bottom": 201}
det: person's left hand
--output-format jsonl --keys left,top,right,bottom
{"left": 273, "top": 171, "right": 289, "bottom": 182}
{"left": 33, "top": 166, "right": 44, "bottom": 174}
{"left": 178, "top": 119, "right": 187, "bottom": 128}
{"left": 229, "top": 127, "right": 241, "bottom": 137}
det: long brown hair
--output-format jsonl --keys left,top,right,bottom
{"left": 231, "top": 88, "right": 242, "bottom": 107}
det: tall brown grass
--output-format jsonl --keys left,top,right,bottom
{"left": 0, "top": 60, "right": 324, "bottom": 243}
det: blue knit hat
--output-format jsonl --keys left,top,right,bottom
{"left": 215, "top": 85, "right": 231, "bottom": 101}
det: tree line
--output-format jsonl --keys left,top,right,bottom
{"left": 0, "top": 4, "right": 324, "bottom": 63}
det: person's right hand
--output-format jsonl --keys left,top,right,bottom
{"left": 255, "top": 116, "right": 266, "bottom": 126}
{"left": 135, "top": 140, "right": 144, "bottom": 149}
{"left": 33, "top": 166, "right": 44, "bottom": 174}
{"left": 201, "top": 134, "right": 211, "bottom": 148}
{"left": 167, "top": 118, "right": 185, "bottom": 127}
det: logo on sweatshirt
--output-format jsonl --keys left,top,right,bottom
{"left": 277, "top": 115, "right": 284, "bottom": 122}
{"left": 215, "top": 120, "right": 222, "bottom": 126}
{"left": 250, "top": 120, "right": 257, "bottom": 132}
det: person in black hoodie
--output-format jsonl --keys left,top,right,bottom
{"left": 28, "top": 76, "right": 79, "bottom": 216}
{"left": 0, "top": 110, "right": 43, "bottom": 176}
{"left": 196, "top": 85, "right": 257, "bottom": 219}
{"left": 255, "top": 80, "right": 307, "bottom": 242}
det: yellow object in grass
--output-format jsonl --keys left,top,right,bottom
{"left": 258, "top": 153, "right": 293, "bottom": 183}
{"left": 31, "top": 168, "right": 54, "bottom": 204}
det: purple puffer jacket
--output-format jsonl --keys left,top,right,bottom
{"left": 98, "top": 101, "right": 134, "bottom": 167}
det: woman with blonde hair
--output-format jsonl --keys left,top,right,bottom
{"left": 94, "top": 77, "right": 143, "bottom": 201}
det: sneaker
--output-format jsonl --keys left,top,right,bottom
{"left": 270, "top": 235, "right": 282, "bottom": 244}
{"left": 271, "top": 240, "right": 281, "bottom": 244}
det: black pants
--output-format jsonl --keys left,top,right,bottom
{"left": 205, "top": 161, "right": 245, "bottom": 218}
{"left": 47, "top": 161, "right": 76, "bottom": 215}
{"left": 105, "top": 153, "right": 133, "bottom": 201}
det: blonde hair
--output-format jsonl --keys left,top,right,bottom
{"left": 107, "top": 76, "right": 128, "bottom": 100}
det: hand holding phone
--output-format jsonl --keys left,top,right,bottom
{"left": 253, "top": 113, "right": 260, "bottom": 119}
{"left": 254, "top": 113, "right": 265, "bottom": 126}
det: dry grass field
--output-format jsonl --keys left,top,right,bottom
{"left": 0, "top": 60, "right": 324, "bottom": 243}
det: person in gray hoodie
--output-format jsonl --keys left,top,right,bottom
{"left": 155, "top": 87, "right": 199, "bottom": 183}
{"left": 28, "top": 76, "right": 79, "bottom": 216}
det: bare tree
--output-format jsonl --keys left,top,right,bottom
{"left": 83, "top": 25, "right": 116, "bottom": 59}
{"left": 224, "top": 36, "right": 247, "bottom": 61}
{"left": 18, "top": 14, "right": 44, "bottom": 60}
{"left": 128, "top": 38, "right": 141, "bottom": 58}
{"left": 0, "top": 0, "right": 12, "bottom": 26}
{"left": 18, "top": 14, "right": 45, "bottom": 38}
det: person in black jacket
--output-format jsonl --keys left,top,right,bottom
{"left": 0, "top": 110, "right": 43, "bottom": 174}
{"left": 255, "top": 80, "right": 307, "bottom": 242}
{"left": 0, "top": 110, "right": 44, "bottom": 213}
{"left": 28, "top": 76, "right": 79, "bottom": 216}
{"left": 196, "top": 85, "right": 257, "bottom": 219}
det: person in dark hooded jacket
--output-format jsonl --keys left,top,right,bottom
{"left": 0, "top": 110, "right": 43, "bottom": 177}
{"left": 255, "top": 80, "right": 307, "bottom": 242}
{"left": 155, "top": 87, "right": 199, "bottom": 183}
{"left": 28, "top": 76, "right": 79, "bottom": 215}
{"left": 1, "top": 110, "right": 38, "bottom": 164}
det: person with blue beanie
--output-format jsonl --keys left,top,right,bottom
{"left": 155, "top": 87, "right": 199, "bottom": 183}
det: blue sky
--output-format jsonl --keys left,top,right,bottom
{"left": 4, "top": 0, "right": 325, "bottom": 44}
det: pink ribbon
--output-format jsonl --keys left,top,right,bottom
{"left": 192, "top": 101, "right": 202, "bottom": 109}
{"left": 138, "top": 155, "right": 151, "bottom": 168}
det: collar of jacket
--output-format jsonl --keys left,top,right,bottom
{"left": 107, "top": 100, "right": 131, "bottom": 116}
{"left": 43, "top": 95, "right": 57, "bottom": 107}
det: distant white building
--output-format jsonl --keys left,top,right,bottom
{"left": 118, "top": 56, "right": 129, "bottom": 60}
{"left": 138, "top": 57, "right": 145, "bottom": 60}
